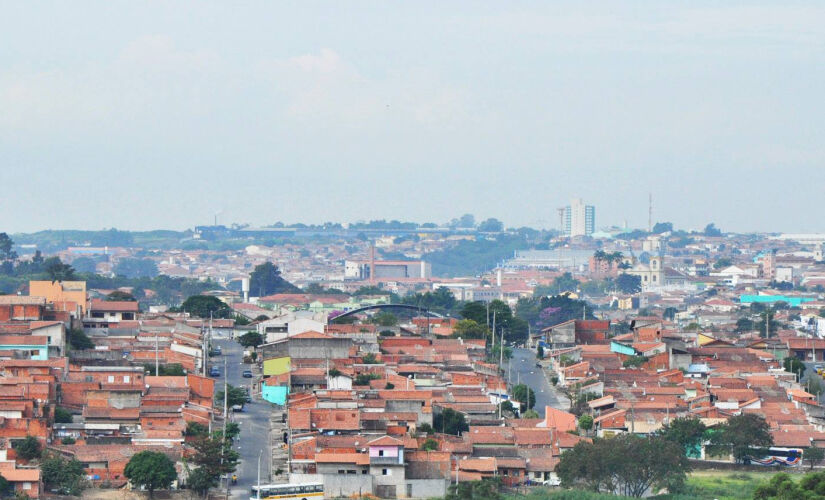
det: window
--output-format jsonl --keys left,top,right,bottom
{"left": 378, "top": 450, "right": 384, "bottom": 457}
{"left": 362, "top": 469, "right": 368, "bottom": 474}
{"left": 124, "top": 376, "right": 130, "bottom": 383}
{"left": 22, "top": 483, "right": 31, "bottom": 490}
{"left": 382, "top": 468, "right": 391, "bottom": 476}
{"left": 653, "top": 275, "right": 657, "bottom": 282}
{"left": 107, "top": 375, "right": 115, "bottom": 383}
{"left": 85, "top": 376, "right": 93, "bottom": 382}
{"left": 338, "top": 469, "right": 346, "bottom": 475}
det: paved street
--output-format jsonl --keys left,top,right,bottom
{"left": 508, "top": 347, "right": 568, "bottom": 417}
{"left": 212, "top": 338, "right": 272, "bottom": 499}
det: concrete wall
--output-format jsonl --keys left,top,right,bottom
{"left": 322, "top": 474, "right": 373, "bottom": 499}
{"left": 407, "top": 479, "right": 447, "bottom": 499}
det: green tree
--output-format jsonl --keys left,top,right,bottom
{"left": 704, "top": 223, "right": 723, "bottom": 237}
{"left": 180, "top": 295, "right": 233, "bottom": 319}
{"left": 434, "top": 408, "right": 468, "bottom": 435}
{"left": 40, "top": 453, "right": 86, "bottom": 495}
{"left": 477, "top": 218, "right": 504, "bottom": 232}
{"left": 361, "top": 353, "right": 378, "bottom": 364}
{"left": 713, "top": 257, "right": 733, "bottom": 270}
{"left": 44, "top": 257, "right": 76, "bottom": 282}
{"left": 652, "top": 222, "right": 673, "bottom": 234}
{"left": 804, "top": 446, "right": 825, "bottom": 470}
{"left": 186, "top": 466, "right": 217, "bottom": 498}
{"left": 522, "top": 409, "right": 540, "bottom": 419}
{"left": 215, "top": 384, "right": 247, "bottom": 408}
{"left": 143, "top": 363, "right": 186, "bottom": 376}
{"left": 188, "top": 435, "right": 239, "bottom": 484}
{"left": 711, "top": 413, "right": 773, "bottom": 463}
{"left": 70, "top": 256, "right": 99, "bottom": 274}
{"left": 12, "top": 436, "right": 41, "bottom": 460}
{"left": 418, "top": 423, "right": 434, "bottom": 435}
{"left": 68, "top": 328, "right": 95, "bottom": 350}
{"left": 578, "top": 414, "right": 594, "bottom": 432}
{"left": 452, "top": 319, "right": 489, "bottom": 339}
{"left": 124, "top": 450, "right": 177, "bottom": 498}
{"left": 784, "top": 356, "right": 806, "bottom": 379}
{"left": 185, "top": 422, "right": 209, "bottom": 437}
{"left": 371, "top": 311, "right": 398, "bottom": 327}
{"left": 512, "top": 384, "right": 536, "bottom": 409}
{"left": 237, "top": 331, "right": 264, "bottom": 348}
{"left": 557, "top": 434, "right": 689, "bottom": 497}
{"left": 0, "top": 233, "right": 17, "bottom": 274}
{"left": 659, "top": 417, "right": 706, "bottom": 455}
{"left": 616, "top": 273, "right": 642, "bottom": 294}
{"left": 537, "top": 345, "right": 544, "bottom": 359}
{"left": 249, "top": 262, "right": 299, "bottom": 297}
{"left": 445, "top": 478, "right": 502, "bottom": 500}
{"left": 420, "top": 438, "right": 439, "bottom": 451}
{"left": 552, "top": 272, "right": 580, "bottom": 293}
{"left": 107, "top": 290, "right": 136, "bottom": 301}
{"left": 663, "top": 307, "right": 678, "bottom": 321}
{"left": 54, "top": 407, "right": 73, "bottom": 424}
{"left": 753, "top": 472, "right": 805, "bottom": 499}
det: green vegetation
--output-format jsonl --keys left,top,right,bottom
{"left": 446, "top": 477, "right": 503, "bottom": 500}
{"left": 178, "top": 295, "right": 233, "bottom": 319}
{"left": 371, "top": 311, "right": 398, "bottom": 326}
{"left": 616, "top": 274, "right": 642, "bottom": 294}
{"left": 420, "top": 438, "right": 439, "bottom": 451}
{"left": 622, "top": 355, "right": 648, "bottom": 368}
{"left": 41, "top": 452, "right": 87, "bottom": 495}
{"left": 434, "top": 408, "right": 468, "bottom": 436}
{"left": 187, "top": 434, "right": 239, "bottom": 494}
{"left": 249, "top": 261, "right": 299, "bottom": 297}
{"left": 143, "top": 363, "right": 186, "bottom": 376}
{"left": 238, "top": 331, "right": 264, "bottom": 348}
{"left": 12, "top": 435, "right": 41, "bottom": 460}
{"left": 214, "top": 384, "right": 247, "bottom": 408}
{"left": 354, "top": 373, "right": 381, "bottom": 385}
{"left": 658, "top": 417, "right": 706, "bottom": 453}
{"left": 54, "top": 407, "right": 73, "bottom": 424}
{"left": 462, "top": 300, "right": 529, "bottom": 344}
{"left": 556, "top": 434, "right": 689, "bottom": 497}
{"left": 709, "top": 414, "right": 773, "bottom": 463}
{"left": 124, "top": 450, "right": 177, "bottom": 498}
{"left": 114, "top": 258, "right": 158, "bottom": 278}
{"left": 512, "top": 384, "right": 536, "bottom": 409}
{"left": 68, "top": 328, "right": 95, "bottom": 350}
{"left": 361, "top": 353, "right": 379, "bottom": 364}
{"left": 426, "top": 234, "right": 529, "bottom": 277}
{"left": 784, "top": 356, "right": 806, "bottom": 379}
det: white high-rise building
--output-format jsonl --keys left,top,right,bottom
{"left": 563, "top": 198, "right": 595, "bottom": 237}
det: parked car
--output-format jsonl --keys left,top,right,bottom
{"left": 231, "top": 404, "right": 244, "bottom": 412}
{"left": 209, "top": 366, "right": 221, "bottom": 377}
{"left": 213, "top": 345, "right": 222, "bottom": 355}
{"left": 242, "top": 370, "right": 253, "bottom": 378}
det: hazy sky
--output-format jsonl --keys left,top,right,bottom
{"left": 2, "top": 2, "right": 824, "bottom": 234}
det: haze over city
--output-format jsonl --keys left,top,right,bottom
{"left": 3, "top": 2, "right": 825, "bottom": 233}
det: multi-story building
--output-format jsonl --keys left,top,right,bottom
{"left": 562, "top": 198, "right": 595, "bottom": 237}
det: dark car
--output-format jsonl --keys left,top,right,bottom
{"left": 209, "top": 366, "right": 221, "bottom": 377}
{"left": 213, "top": 345, "right": 222, "bottom": 355}
{"left": 242, "top": 370, "right": 253, "bottom": 378}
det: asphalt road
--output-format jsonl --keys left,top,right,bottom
{"left": 508, "top": 347, "right": 567, "bottom": 417}
{"left": 212, "top": 338, "right": 271, "bottom": 500}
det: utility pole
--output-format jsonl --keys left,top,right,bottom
{"left": 222, "top": 355, "right": 229, "bottom": 499}
{"left": 257, "top": 449, "right": 263, "bottom": 500}
{"left": 492, "top": 310, "right": 496, "bottom": 350}
{"left": 154, "top": 332, "right": 159, "bottom": 376}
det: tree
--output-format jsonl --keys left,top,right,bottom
{"left": 552, "top": 272, "right": 580, "bottom": 293}
{"left": 180, "top": 295, "right": 233, "bottom": 319}
{"left": 477, "top": 218, "right": 504, "bottom": 232}
{"left": 44, "top": 257, "right": 75, "bottom": 282}
{"left": 418, "top": 423, "right": 434, "bottom": 436}
{"left": 445, "top": 478, "right": 502, "bottom": 500}
{"left": 40, "top": 453, "right": 86, "bottom": 495}
{"left": 711, "top": 413, "right": 773, "bottom": 463}
{"left": 512, "top": 384, "right": 536, "bottom": 409}
{"left": 237, "top": 331, "right": 264, "bottom": 348}
{"left": 452, "top": 319, "right": 489, "bottom": 339}
{"left": 186, "top": 421, "right": 209, "bottom": 437}
{"left": 54, "top": 407, "right": 73, "bottom": 424}
{"left": 0, "top": 233, "right": 17, "bottom": 274}
{"left": 420, "top": 438, "right": 439, "bottom": 451}
{"left": 651, "top": 222, "right": 673, "bottom": 234}
{"left": 704, "top": 223, "right": 723, "bottom": 237}
{"left": 188, "top": 435, "right": 239, "bottom": 483}
{"left": 556, "top": 434, "right": 689, "bottom": 497}
{"left": 804, "top": 446, "right": 825, "bottom": 470}
{"left": 113, "top": 258, "right": 158, "bottom": 278}
{"left": 361, "top": 353, "right": 378, "bottom": 364}
{"left": 107, "top": 290, "right": 136, "bottom": 301}
{"left": 249, "top": 262, "right": 299, "bottom": 297}
{"left": 186, "top": 466, "right": 217, "bottom": 498}
{"left": 536, "top": 345, "right": 544, "bottom": 359}
{"left": 70, "top": 256, "right": 98, "bottom": 274}
{"left": 371, "top": 311, "right": 398, "bottom": 327}
{"left": 784, "top": 356, "right": 806, "bottom": 379}
{"left": 12, "top": 436, "right": 41, "bottom": 460}
{"left": 434, "top": 408, "right": 468, "bottom": 435}
{"left": 68, "top": 328, "right": 95, "bottom": 350}
{"left": 663, "top": 307, "right": 678, "bottom": 321}
{"left": 713, "top": 257, "right": 732, "bottom": 270}
{"left": 659, "top": 417, "right": 706, "bottom": 454}
{"left": 124, "top": 450, "right": 177, "bottom": 498}
{"left": 753, "top": 471, "right": 818, "bottom": 499}
{"left": 616, "top": 273, "right": 642, "bottom": 294}
{"left": 215, "top": 385, "right": 247, "bottom": 408}
{"left": 578, "top": 414, "right": 594, "bottom": 432}
{"left": 522, "top": 409, "right": 540, "bottom": 419}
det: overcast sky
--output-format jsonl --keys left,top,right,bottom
{"left": 1, "top": 2, "right": 824, "bottom": 234}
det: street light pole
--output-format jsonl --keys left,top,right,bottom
{"left": 257, "top": 449, "right": 263, "bottom": 500}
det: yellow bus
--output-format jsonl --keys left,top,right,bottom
{"left": 250, "top": 482, "right": 324, "bottom": 500}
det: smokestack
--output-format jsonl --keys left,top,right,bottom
{"left": 420, "top": 260, "right": 426, "bottom": 279}
{"left": 242, "top": 277, "right": 250, "bottom": 303}
{"left": 496, "top": 268, "right": 502, "bottom": 287}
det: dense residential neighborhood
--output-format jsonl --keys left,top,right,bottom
{"left": 2, "top": 222, "right": 825, "bottom": 498}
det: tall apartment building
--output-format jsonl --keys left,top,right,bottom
{"left": 563, "top": 198, "right": 595, "bottom": 236}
